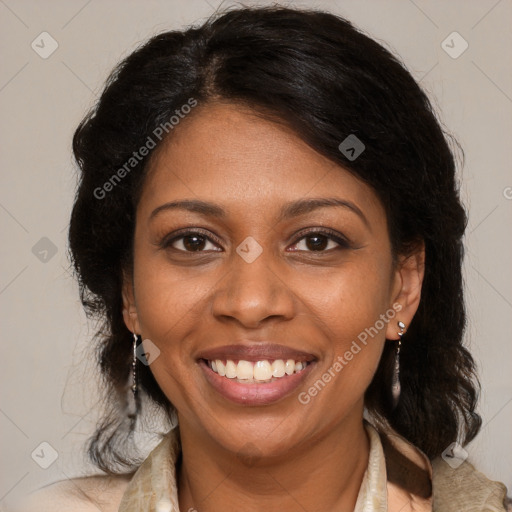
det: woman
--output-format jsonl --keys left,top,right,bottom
{"left": 15, "top": 5, "right": 510, "bottom": 512}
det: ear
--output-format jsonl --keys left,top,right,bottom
{"left": 386, "top": 240, "right": 425, "bottom": 341}
{"left": 122, "top": 268, "right": 141, "bottom": 335}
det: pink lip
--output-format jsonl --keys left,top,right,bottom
{"left": 196, "top": 343, "right": 317, "bottom": 363}
{"left": 198, "top": 359, "right": 316, "bottom": 406}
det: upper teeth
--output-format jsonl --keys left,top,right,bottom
{"left": 208, "top": 359, "right": 308, "bottom": 381}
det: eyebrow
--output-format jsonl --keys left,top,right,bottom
{"left": 149, "top": 197, "right": 370, "bottom": 229}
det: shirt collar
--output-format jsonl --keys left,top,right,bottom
{"left": 118, "top": 420, "right": 432, "bottom": 512}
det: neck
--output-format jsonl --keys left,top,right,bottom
{"left": 176, "top": 411, "right": 370, "bottom": 512}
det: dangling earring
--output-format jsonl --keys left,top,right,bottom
{"left": 391, "top": 321, "right": 405, "bottom": 409}
{"left": 132, "top": 332, "right": 139, "bottom": 396}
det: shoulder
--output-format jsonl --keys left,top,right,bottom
{"left": 431, "top": 456, "right": 510, "bottom": 511}
{"left": 7, "top": 473, "right": 134, "bottom": 512}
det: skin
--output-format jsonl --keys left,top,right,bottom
{"left": 122, "top": 101, "right": 425, "bottom": 512}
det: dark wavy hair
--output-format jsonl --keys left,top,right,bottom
{"left": 68, "top": 5, "right": 481, "bottom": 475}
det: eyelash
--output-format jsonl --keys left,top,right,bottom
{"left": 160, "top": 227, "right": 351, "bottom": 254}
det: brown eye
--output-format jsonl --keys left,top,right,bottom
{"left": 289, "top": 229, "right": 350, "bottom": 253}
{"left": 179, "top": 234, "right": 208, "bottom": 252}
{"left": 163, "top": 230, "right": 222, "bottom": 252}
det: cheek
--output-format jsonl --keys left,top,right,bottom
{"left": 298, "top": 286, "right": 388, "bottom": 416}
{"left": 294, "top": 256, "right": 392, "bottom": 400}
{"left": 133, "top": 240, "right": 216, "bottom": 339}
{"left": 131, "top": 248, "right": 220, "bottom": 406}
{"left": 300, "top": 254, "right": 393, "bottom": 342}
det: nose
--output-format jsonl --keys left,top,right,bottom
{"left": 211, "top": 245, "right": 296, "bottom": 329}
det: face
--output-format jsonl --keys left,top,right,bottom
{"left": 123, "top": 101, "right": 423, "bottom": 459}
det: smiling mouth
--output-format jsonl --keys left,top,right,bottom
{"left": 201, "top": 358, "right": 311, "bottom": 383}
{"left": 198, "top": 356, "right": 317, "bottom": 405}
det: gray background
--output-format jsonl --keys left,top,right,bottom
{"left": 1, "top": 0, "right": 511, "bottom": 505}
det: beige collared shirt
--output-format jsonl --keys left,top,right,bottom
{"left": 11, "top": 420, "right": 509, "bottom": 511}
{"left": 116, "top": 420, "right": 509, "bottom": 512}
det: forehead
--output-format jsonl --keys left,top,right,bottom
{"left": 138, "top": 101, "right": 383, "bottom": 222}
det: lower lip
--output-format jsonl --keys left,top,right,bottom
{"left": 198, "top": 359, "right": 316, "bottom": 406}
